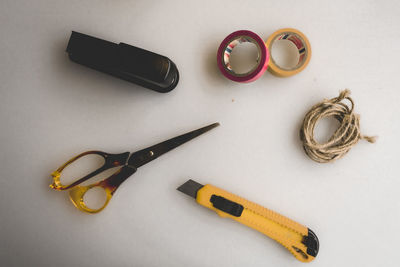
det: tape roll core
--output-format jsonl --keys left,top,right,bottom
{"left": 217, "top": 30, "right": 269, "bottom": 83}
{"left": 265, "top": 28, "right": 311, "bottom": 77}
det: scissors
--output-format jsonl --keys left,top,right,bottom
{"left": 50, "top": 122, "right": 219, "bottom": 214}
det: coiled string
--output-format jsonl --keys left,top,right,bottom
{"left": 300, "top": 90, "right": 376, "bottom": 163}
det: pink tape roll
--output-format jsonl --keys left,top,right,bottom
{"left": 217, "top": 30, "right": 270, "bottom": 83}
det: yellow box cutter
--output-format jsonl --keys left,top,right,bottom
{"left": 177, "top": 180, "right": 319, "bottom": 262}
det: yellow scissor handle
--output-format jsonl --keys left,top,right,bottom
{"left": 50, "top": 151, "right": 130, "bottom": 191}
{"left": 196, "top": 184, "right": 319, "bottom": 262}
{"left": 59, "top": 166, "right": 136, "bottom": 213}
{"left": 68, "top": 182, "right": 113, "bottom": 213}
{"left": 50, "top": 151, "right": 135, "bottom": 214}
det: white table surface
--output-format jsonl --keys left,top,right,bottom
{"left": 1, "top": 1, "right": 399, "bottom": 266}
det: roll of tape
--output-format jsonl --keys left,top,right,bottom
{"left": 217, "top": 30, "right": 270, "bottom": 83}
{"left": 265, "top": 28, "right": 311, "bottom": 77}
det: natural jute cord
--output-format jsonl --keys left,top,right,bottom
{"left": 300, "top": 89, "right": 376, "bottom": 163}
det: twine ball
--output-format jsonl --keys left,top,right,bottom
{"left": 300, "top": 90, "right": 376, "bottom": 163}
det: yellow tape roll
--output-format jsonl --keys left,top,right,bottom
{"left": 265, "top": 28, "right": 311, "bottom": 77}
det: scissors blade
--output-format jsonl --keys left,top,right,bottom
{"left": 127, "top": 122, "right": 220, "bottom": 168}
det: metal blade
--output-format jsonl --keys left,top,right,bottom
{"left": 177, "top": 179, "right": 204, "bottom": 199}
{"left": 128, "top": 122, "right": 219, "bottom": 168}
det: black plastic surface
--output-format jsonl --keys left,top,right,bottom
{"left": 66, "top": 31, "right": 179, "bottom": 93}
{"left": 302, "top": 228, "right": 319, "bottom": 257}
{"left": 210, "top": 195, "right": 244, "bottom": 217}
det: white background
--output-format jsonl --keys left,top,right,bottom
{"left": 1, "top": 1, "right": 399, "bottom": 266}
